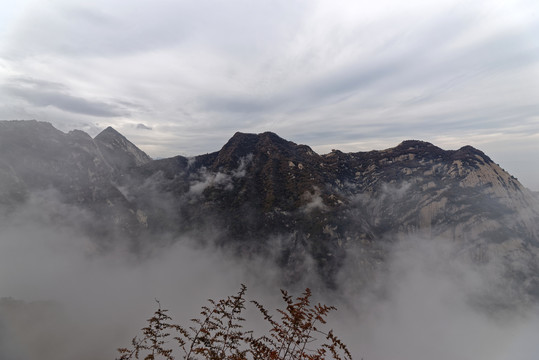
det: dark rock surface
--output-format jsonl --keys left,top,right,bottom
{"left": 1, "top": 121, "right": 538, "bottom": 297}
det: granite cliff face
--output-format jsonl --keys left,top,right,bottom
{"left": 1, "top": 121, "right": 538, "bottom": 297}
{"left": 124, "top": 131, "right": 539, "bottom": 292}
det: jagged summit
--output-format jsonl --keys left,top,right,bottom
{"left": 370, "top": 140, "right": 494, "bottom": 168}
{"left": 452, "top": 145, "right": 493, "bottom": 164}
{"left": 395, "top": 139, "right": 436, "bottom": 149}
{"left": 214, "top": 132, "right": 261, "bottom": 165}
{"left": 94, "top": 126, "right": 151, "bottom": 171}
{"left": 1, "top": 121, "right": 538, "bottom": 297}
{"left": 213, "top": 131, "right": 318, "bottom": 170}
{"left": 219, "top": 131, "right": 297, "bottom": 153}
{"left": 95, "top": 125, "right": 122, "bottom": 139}
{"left": 94, "top": 126, "right": 129, "bottom": 145}
{"left": 386, "top": 139, "right": 445, "bottom": 156}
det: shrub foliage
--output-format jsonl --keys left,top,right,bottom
{"left": 117, "top": 285, "right": 352, "bottom": 360}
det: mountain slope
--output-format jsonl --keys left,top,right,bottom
{"left": 94, "top": 126, "right": 152, "bottom": 172}
{"left": 1, "top": 121, "right": 538, "bottom": 298}
{"left": 123, "top": 131, "right": 539, "bottom": 293}
{"left": 0, "top": 120, "right": 149, "bottom": 244}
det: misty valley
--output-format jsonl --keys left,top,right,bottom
{"left": 1, "top": 120, "right": 539, "bottom": 360}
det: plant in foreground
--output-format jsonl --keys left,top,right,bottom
{"left": 117, "top": 285, "right": 352, "bottom": 360}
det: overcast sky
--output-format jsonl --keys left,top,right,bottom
{"left": 0, "top": 0, "right": 538, "bottom": 189}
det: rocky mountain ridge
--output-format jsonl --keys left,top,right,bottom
{"left": 1, "top": 120, "right": 538, "bottom": 298}
{"left": 0, "top": 120, "right": 150, "bottom": 242}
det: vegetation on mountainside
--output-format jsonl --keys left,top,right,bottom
{"left": 117, "top": 285, "right": 352, "bottom": 360}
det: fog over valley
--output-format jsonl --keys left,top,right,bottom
{"left": 0, "top": 121, "right": 539, "bottom": 359}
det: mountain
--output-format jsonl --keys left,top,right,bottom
{"left": 1, "top": 121, "right": 538, "bottom": 298}
{"left": 0, "top": 120, "right": 150, "bottom": 245}
{"left": 125, "top": 132, "right": 539, "bottom": 292}
{"left": 94, "top": 126, "right": 151, "bottom": 172}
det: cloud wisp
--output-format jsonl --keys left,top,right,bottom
{"left": 3, "top": 77, "right": 127, "bottom": 117}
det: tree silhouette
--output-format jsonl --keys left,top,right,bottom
{"left": 117, "top": 285, "right": 352, "bottom": 360}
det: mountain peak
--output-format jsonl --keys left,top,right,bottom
{"left": 452, "top": 145, "right": 492, "bottom": 163}
{"left": 94, "top": 126, "right": 124, "bottom": 141}
{"left": 225, "top": 131, "right": 260, "bottom": 149}
{"left": 225, "top": 131, "right": 289, "bottom": 148}
{"left": 213, "top": 131, "right": 302, "bottom": 169}
{"left": 394, "top": 139, "right": 438, "bottom": 151}
{"left": 1, "top": 121, "right": 538, "bottom": 300}
{"left": 94, "top": 126, "right": 151, "bottom": 170}
{"left": 380, "top": 140, "right": 447, "bottom": 160}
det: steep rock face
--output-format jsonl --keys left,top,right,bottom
{"left": 0, "top": 121, "right": 108, "bottom": 197}
{"left": 0, "top": 121, "right": 147, "bottom": 244}
{"left": 143, "top": 135, "right": 537, "bottom": 247}
{"left": 319, "top": 141, "right": 539, "bottom": 297}
{"left": 1, "top": 122, "right": 538, "bottom": 297}
{"left": 124, "top": 132, "right": 539, "bottom": 292}
{"left": 326, "top": 140, "right": 536, "bottom": 243}
{"left": 205, "top": 131, "right": 327, "bottom": 211}
{"left": 94, "top": 126, "right": 152, "bottom": 172}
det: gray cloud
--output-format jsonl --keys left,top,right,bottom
{"left": 3, "top": 78, "right": 127, "bottom": 117}
{"left": 136, "top": 123, "right": 152, "bottom": 130}
{"left": 2, "top": 0, "right": 305, "bottom": 59}
{"left": 336, "top": 236, "right": 539, "bottom": 360}
{"left": 2, "top": 188, "right": 539, "bottom": 359}
{"left": 202, "top": 95, "right": 276, "bottom": 114}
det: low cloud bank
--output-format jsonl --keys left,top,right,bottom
{"left": 336, "top": 237, "right": 539, "bottom": 360}
{"left": 0, "top": 193, "right": 539, "bottom": 360}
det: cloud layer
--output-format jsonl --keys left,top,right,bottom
{"left": 1, "top": 190, "right": 539, "bottom": 360}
